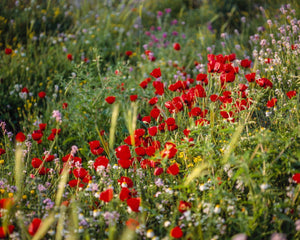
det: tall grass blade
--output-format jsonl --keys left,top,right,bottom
{"left": 55, "top": 205, "right": 67, "bottom": 240}
{"left": 66, "top": 197, "right": 79, "bottom": 240}
{"left": 14, "top": 146, "right": 24, "bottom": 201}
{"left": 55, "top": 164, "right": 70, "bottom": 207}
{"left": 109, "top": 103, "right": 119, "bottom": 150}
{"left": 222, "top": 125, "right": 244, "bottom": 164}
{"left": 184, "top": 163, "right": 210, "bottom": 186}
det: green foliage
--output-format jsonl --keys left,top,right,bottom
{"left": 0, "top": 0, "right": 300, "bottom": 239}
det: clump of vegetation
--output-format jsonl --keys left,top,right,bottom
{"left": 0, "top": 1, "right": 299, "bottom": 239}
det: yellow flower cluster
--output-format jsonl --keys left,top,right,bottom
{"left": 187, "top": 163, "right": 194, "bottom": 168}
{"left": 193, "top": 156, "right": 202, "bottom": 163}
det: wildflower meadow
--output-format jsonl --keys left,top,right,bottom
{"left": 0, "top": 0, "right": 299, "bottom": 239}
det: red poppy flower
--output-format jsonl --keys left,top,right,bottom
{"left": 115, "top": 145, "right": 131, "bottom": 160}
{"left": 32, "top": 130, "right": 43, "bottom": 141}
{"left": 183, "top": 129, "right": 190, "bottom": 137}
{"left": 139, "top": 80, "right": 148, "bottom": 89}
{"left": 82, "top": 174, "right": 92, "bottom": 183}
{"left": 150, "top": 107, "right": 161, "bottom": 119}
{"left": 173, "top": 43, "right": 181, "bottom": 51}
{"left": 68, "top": 179, "right": 81, "bottom": 188}
{"left": 127, "top": 197, "right": 140, "bottom": 212}
{"left": 0, "top": 225, "right": 15, "bottom": 238}
{"left": 240, "top": 59, "right": 251, "bottom": 68}
{"left": 126, "top": 218, "right": 139, "bottom": 231}
{"left": 220, "top": 111, "right": 234, "bottom": 119}
{"left": 21, "top": 87, "right": 29, "bottom": 93}
{"left": 265, "top": 58, "right": 272, "bottom": 64}
{"left": 139, "top": 159, "right": 150, "bottom": 169}
{"left": 165, "top": 117, "right": 175, "bottom": 126}
{"left": 195, "top": 118, "right": 210, "bottom": 126}
{"left": 88, "top": 140, "right": 100, "bottom": 150}
{"left": 220, "top": 72, "right": 235, "bottom": 83}
{"left": 148, "top": 126, "right": 158, "bottom": 136}
{"left": 47, "top": 133, "right": 55, "bottom": 141}
{"left": 219, "top": 96, "right": 232, "bottom": 104}
{"left": 134, "top": 129, "right": 145, "bottom": 137}
{"left": 149, "top": 97, "right": 158, "bottom": 105}
{"left": 145, "top": 146, "right": 156, "bottom": 156}
{"left": 178, "top": 201, "right": 191, "bottom": 213}
{"left": 89, "top": 140, "right": 104, "bottom": 155}
{"left": 48, "top": 129, "right": 60, "bottom": 139}
{"left": 154, "top": 167, "right": 164, "bottom": 176}
{"left": 119, "top": 187, "right": 131, "bottom": 201}
{"left": 153, "top": 81, "right": 164, "bottom": 95}
{"left": 194, "top": 85, "right": 206, "bottom": 98}
{"left": 291, "top": 44, "right": 297, "bottom": 50}
{"left": 223, "top": 91, "right": 231, "bottom": 97}
{"left": 73, "top": 168, "right": 88, "bottom": 179}
{"left": 170, "top": 226, "right": 183, "bottom": 238}
{"left": 167, "top": 163, "right": 180, "bottom": 175}
{"left": 228, "top": 53, "right": 236, "bottom": 61}
{"left": 39, "top": 123, "right": 47, "bottom": 131}
{"left": 145, "top": 50, "right": 151, "bottom": 56}
{"left": 256, "top": 78, "right": 273, "bottom": 89}
{"left": 62, "top": 102, "right": 68, "bottom": 109}
{"left": 62, "top": 154, "right": 74, "bottom": 162}
{"left": 245, "top": 72, "right": 255, "bottom": 82}
{"left": 207, "top": 62, "right": 215, "bottom": 73}
{"left": 118, "top": 176, "right": 134, "bottom": 188}
{"left": 207, "top": 53, "right": 216, "bottom": 60}
{"left": 94, "top": 156, "right": 109, "bottom": 169}
{"left": 158, "top": 122, "right": 166, "bottom": 132}
{"left": 168, "top": 81, "right": 184, "bottom": 92}
{"left": 286, "top": 90, "right": 296, "bottom": 99}
{"left": 161, "top": 143, "right": 177, "bottom": 159}
{"left": 142, "top": 116, "right": 151, "bottom": 124}
{"left": 130, "top": 95, "right": 138, "bottom": 102}
{"left": 99, "top": 188, "right": 113, "bottom": 202}
{"left": 0, "top": 148, "right": 5, "bottom": 155}
{"left": 72, "top": 157, "right": 81, "bottom": 166}
{"left": 200, "top": 109, "right": 208, "bottom": 118}
{"left": 266, "top": 98, "right": 277, "bottom": 108}
{"left": 292, "top": 173, "right": 300, "bottom": 183}
{"left": 150, "top": 68, "right": 161, "bottom": 78}
{"left": 43, "top": 155, "right": 55, "bottom": 162}
{"left": 0, "top": 198, "right": 14, "bottom": 209}
{"left": 213, "top": 61, "right": 223, "bottom": 73}
{"left": 196, "top": 73, "right": 208, "bottom": 85}
{"left": 28, "top": 218, "right": 42, "bottom": 236}
{"left": 38, "top": 167, "right": 50, "bottom": 175}
{"left": 124, "top": 135, "right": 139, "bottom": 146}
{"left": 16, "top": 132, "right": 26, "bottom": 142}
{"left": 239, "top": 84, "right": 248, "bottom": 92}
{"left": 210, "top": 94, "right": 219, "bottom": 102}
{"left": 105, "top": 96, "right": 116, "bottom": 104}
{"left": 126, "top": 51, "right": 133, "bottom": 57}
{"left": 135, "top": 147, "right": 146, "bottom": 156}
{"left": 190, "top": 107, "right": 202, "bottom": 117}
{"left": 118, "top": 159, "right": 132, "bottom": 169}
{"left": 167, "top": 124, "right": 178, "bottom": 131}
{"left": 38, "top": 91, "right": 46, "bottom": 98}
{"left": 31, "top": 158, "right": 43, "bottom": 169}
{"left": 5, "top": 48, "right": 12, "bottom": 55}
{"left": 67, "top": 53, "right": 73, "bottom": 61}
{"left": 216, "top": 54, "right": 225, "bottom": 63}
